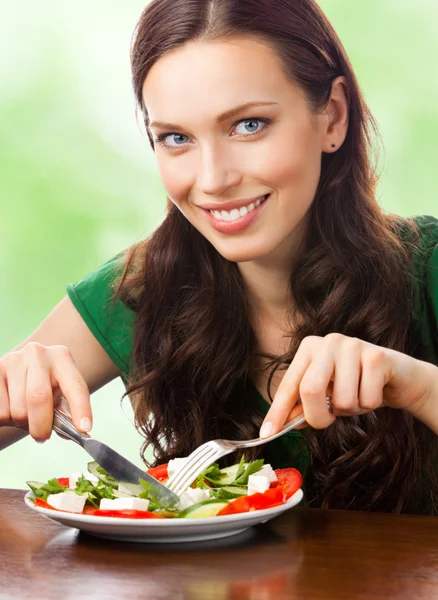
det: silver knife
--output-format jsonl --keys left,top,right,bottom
{"left": 52, "top": 409, "right": 179, "bottom": 509}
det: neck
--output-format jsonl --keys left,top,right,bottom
{"left": 237, "top": 220, "right": 306, "bottom": 323}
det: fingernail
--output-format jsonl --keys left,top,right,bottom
{"left": 260, "top": 421, "right": 273, "bottom": 438}
{"left": 80, "top": 417, "right": 92, "bottom": 433}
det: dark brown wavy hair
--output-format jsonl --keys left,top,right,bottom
{"left": 114, "top": 0, "right": 438, "bottom": 514}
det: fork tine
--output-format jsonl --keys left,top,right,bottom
{"left": 167, "top": 445, "right": 219, "bottom": 494}
{"left": 169, "top": 448, "right": 223, "bottom": 496}
{"left": 167, "top": 445, "right": 217, "bottom": 492}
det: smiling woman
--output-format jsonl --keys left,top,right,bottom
{"left": 1, "top": 0, "right": 438, "bottom": 515}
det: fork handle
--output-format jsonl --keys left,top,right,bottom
{"left": 243, "top": 412, "right": 306, "bottom": 448}
{"left": 52, "top": 409, "right": 89, "bottom": 447}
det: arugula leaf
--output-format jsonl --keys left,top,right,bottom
{"left": 196, "top": 463, "right": 222, "bottom": 488}
{"left": 234, "top": 459, "right": 265, "bottom": 485}
{"left": 138, "top": 478, "right": 171, "bottom": 512}
{"left": 210, "top": 487, "right": 246, "bottom": 500}
{"left": 74, "top": 475, "right": 95, "bottom": 495}
{"left": 73, "top": 475, "right": 117, "bottom": 508}
{"left": 234, "top": 456, "right": 247, "bottom": 481}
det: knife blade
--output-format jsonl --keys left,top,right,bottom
{"left": 52, "top": 409, "right": 179, "bottom": 509}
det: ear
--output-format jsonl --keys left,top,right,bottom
{"left": 321, "top": 76, "right": 349, "bottom": 153}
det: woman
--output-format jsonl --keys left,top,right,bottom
{"left": 1, "top": 0, "right": 437, "bottom": 514}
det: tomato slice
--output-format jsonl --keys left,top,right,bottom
{"left": 147, "top": 463, "right": 169, "bottom": 482}
{"left": 85, "top": 509, "right": 165, "bottom": 519}
{"left": 271, "top": 468, "right": 302, "bottom": 499}
{"left": 57, "top": 477, "right": 70, "bottom": 487}
{"left": 217, "top": 488, "right": 286, "bottom": 516}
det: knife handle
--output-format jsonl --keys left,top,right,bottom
{"left": 52, "top": 409, "right": 90, "bottom": 446}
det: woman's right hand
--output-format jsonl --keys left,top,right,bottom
{"left": 0, "top": 342, "right": 92, "bottom": 443}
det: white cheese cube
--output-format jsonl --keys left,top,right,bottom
{"left": 247, "top": 474, "right": 270, "bottom": 496}
{"left": 167, "top": 457, "right": 189, "bottom": 478}
{"left": 99, "top": 497, "right": 150, "bottom": 511}
{"left": 178, "top": 488, "right": 210, "bottom": 511}
{"left": 257, "top": 464, "right": 277, "bottom": 483}
{"left": 47, "top": 491, "right": 87, "bottom": 513}
{"left": 69, "top": 471, "right": 99, "bottom": 489}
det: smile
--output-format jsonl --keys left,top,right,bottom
{"left": 202, "top": 194, "right": 270, "bottom": 234}
{"left": 209, "top": 195, "right": 269, "bottom": 222}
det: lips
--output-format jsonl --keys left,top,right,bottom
{"left": 202, "top": 193, "right": 270, "bottom": 234}
{"left": 200, "top": 194, "right": 270, "bottom": 213}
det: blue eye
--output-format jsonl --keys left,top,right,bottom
{"left": 159, "top": 133, "right": 189, "bottom": 148}
{"left": 234, "top": 119, "right": 266, "bottom": 135}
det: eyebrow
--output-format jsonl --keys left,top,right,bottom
{"left": 149, "top": 101, "right": 279, "bottom": 130}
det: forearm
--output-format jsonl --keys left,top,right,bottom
{"left": 406, "top": 362, "right": 438, "bottom": 434}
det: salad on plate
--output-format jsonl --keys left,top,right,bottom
{"left": 26, "top": 456, "right": 303, "bottom": 520}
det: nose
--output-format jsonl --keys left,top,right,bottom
{"left": 198, "top": 145, "right": 242, "bottom": 196}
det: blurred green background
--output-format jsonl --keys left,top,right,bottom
{"left": 1, "top": 1, "right": 437, "bottom": 488}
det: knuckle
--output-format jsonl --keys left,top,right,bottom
{"left": 364, "top": 349, "right": 386, "bottom": 369}
{"left": 324, "top": 332, "right": 344, "bottom": 345}
{"left": 299, "top": 380, "right": 322, "bottom": 398}
{"left": 52, "top": 345, "right": 71, "bottom": 358}
{"left": 24, "top": 342, "right": 46, "bottom": 356}
{"left": 360, "top": 394, "right": 382, "bottom": 410}
{"left": 346, "top": 337, "right": 361, "bottom": 351}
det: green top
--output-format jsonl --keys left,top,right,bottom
{"left": 66, "top": 215, "right": 438, "bottom": 477}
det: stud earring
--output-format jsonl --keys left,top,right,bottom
{"left": 331, "top": 143, "right": 336, "bottom": 148}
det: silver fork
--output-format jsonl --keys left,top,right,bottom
{"left": 166, "top": 412, "right": 306, "bottom": 496}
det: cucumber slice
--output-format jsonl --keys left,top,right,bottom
{"left": 87, "top": 461, "right": 118, "bottom": 487}
{"left": 180, "top": 499, "right": 229, "bottom": 518}
{"left": 26, "top": 481, "right": 47, "bottom": 491}
{"left": 116, "top": 482, "right": 143, "bottom": 496}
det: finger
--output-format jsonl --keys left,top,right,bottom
{"left": 331, "top": 338, "right": 362, "bottom": 414}
{"left": 260, "top": 347, "right": 312, "bottom": 438}
{"left": 285, "top": 398, "right": 309, "bottom": 429}
{"left": 26, "top": 363, "right": 55, "bottom": 442}
{"left": 298, "top": 352, "right": 336, "bottom": 429}
{"left": 358, "top": 349, "right": 385, "bottom": 411}
{"left": 6, "top": 355, "right": 29, "bottom": 428}
{"left": 51, "top": 351, "right": 92, "bottom": 433}
{"left": 0, "top": 366, "right": 11, "bottom": 424}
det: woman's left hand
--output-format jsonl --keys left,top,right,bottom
{"left": 260, "top": 333, "right": 438, "bottom": 436}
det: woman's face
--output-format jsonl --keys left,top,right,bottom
{"left": 143, "top": 36, "right": 339, "bottom": 267}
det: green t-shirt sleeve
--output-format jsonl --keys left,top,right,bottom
{"left": 411, "top": 215, "right": 438, "bottom": 365}
{"left": 66, "top": 254, "right": 135, "bottom": 378}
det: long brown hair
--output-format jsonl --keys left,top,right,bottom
{"left": 115, "top": 0, "right": 438, "bottom": 514}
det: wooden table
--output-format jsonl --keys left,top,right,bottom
{"left": 1, "top": 489, "right": 437, "bottom": 600}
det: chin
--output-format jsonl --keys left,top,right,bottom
{"left": 212, "top": 241, "right": 274, "bottom": 264}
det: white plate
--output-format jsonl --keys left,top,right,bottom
{"left": 24, "top": 489, "right": 303, "bottom": 543}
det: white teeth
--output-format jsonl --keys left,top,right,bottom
{"left": 210, "top": 196, "right": 267, "bottom": 222}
